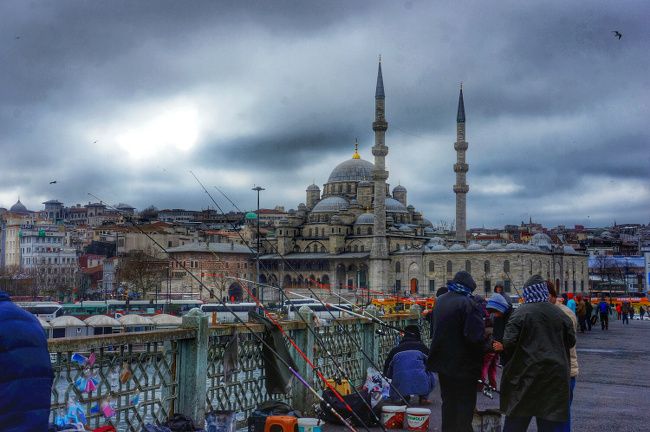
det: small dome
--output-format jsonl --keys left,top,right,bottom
{"left": 399, "top": 224, "right": 414, "bottom": 232}
{"left": 600, "top": 231, "right": 613, "bottom": 239}
{"left": 150, "top": 314, "right": 183, "bottom": 326}
{"left": 84, "top": 315, "right": 122, "bottom": 327}
{"left": 312, "top": 196, "right": 349, "bottom": 213}
{"left": 328, "top": 158, "right": 375, "bottom": 183}
{"left": 50, "top": 316, "right": 87, "bottom": 327}
{"left": 9, "top": 199, "right": 29, "bottom": 214}
{"left": 118, "top": 314, "right": 154, "bottom": 326}
{"left": 428, "top": 237, "right": 445, "bottom": 245}
{"left": 424, "top": 227, "right": 435, "bottom": 235}
{"left": 385, "top": 198, "right": 408, "bottom": 213}
{"left": 307, "top": 184, "right": 320, "bottom": 191}
{"left": 355, "top": 213, "right": 375, "bottom": 225}
{"left": 467, "top": 242, "right": 484, "bottom": 250}
{"left": 428, "top": 244, "right": 448, "bottom": 252}
{"left": 421, "top": 218, "right": 433, "bottom": 228}
{"left": 449, "top": 243, "right": 465, "bottom": 251}
{"left": 393, "top": 185, "right": 407, "bottom": 193}
{"left": 563, "top": 245, "right": 577, "bottom": 254}
{"left": 506, "top": 243, "right": 521, "bottom": 250}
{"left": 298, "top": 203, "right": 307, "bottom": 210}
{"left": 486, "top": 242, "right": 502, "bottom": 250}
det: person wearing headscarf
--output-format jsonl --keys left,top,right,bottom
{"left": 427, "top": 271, "right": 484, "bottom": 432}
{"left": 495, "top": 275, "right": 576, "bottom": 432}
{"left": 480, "top": 293, "right": 512, "bottom": 390}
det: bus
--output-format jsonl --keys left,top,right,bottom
{"left": 60, "top": 299, "right": 203, "bottom": 318}
{"left": 200, "top": 302, "right": 260, "bottom": 323}
{"left": 16, "top": 302, "right": 63, "bottom": 322}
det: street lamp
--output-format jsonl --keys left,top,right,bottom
{"left": 252, "top": 185, "right": 265, "bottom": 303}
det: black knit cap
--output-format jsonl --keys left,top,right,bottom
{"left": 453, "top": 271, "right": 477, "bottom": 291}
{"left": 403, "top": 324, "right": 421, "bottom": 339}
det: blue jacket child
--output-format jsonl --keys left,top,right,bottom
{"left": 0, "top": 291, "right": 54, "bottom": 432}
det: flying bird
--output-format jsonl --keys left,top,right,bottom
{"left": 49, "top": 180, "right": 57, "bottom": 184}
{"left": 15, "top": 36, "right": 20, "bottom": 40}
{"left": 612, "top": 31, "right": 622, "bottom": 40}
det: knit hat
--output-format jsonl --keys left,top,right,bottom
{"left": 452, "top": 271, "right": 477, "bottom": 292}
{"left": 435, "top": 287, "right": 448, "bottom": 298}
{"left": 486, "top": 294, "right": 509, "bottom": 314}
{"left": 403, "top": 324, "right": 421, "bottom": 339}
{"left": 522, "top": 275, "right": 549, "bottom": 303}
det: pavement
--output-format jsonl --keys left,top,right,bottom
{"left": 323, "top": 316, "right": 650, "bottom": 431}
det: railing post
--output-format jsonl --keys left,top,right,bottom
{"left": 363, "top": 305, "right": 380, "bottom": 372}
{"left": 291, "top": 306, "right": 315, "bottom": 414}
{"left": 177, "top": 308, "right": 209, "bottom": 427}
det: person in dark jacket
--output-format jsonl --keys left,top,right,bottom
{"left": 481, "top": 293, "right": 511, "bottom": 389}
{"left": 494, "top": 283, "right": 513, "bottom": 308}
{"left": 584, "top": 297, "right": 593, "bottom": 331}
{"left": 495, "top": 276, "right": 576, "bottom": 432}
{"left": 385, "top": 325, "right": 435, "bottom": 404}
{"left": 427, "top": 271, "right": 485, "bottom": 432}
{"left": 0, "top": 290, "right": 54, "bottom": 432}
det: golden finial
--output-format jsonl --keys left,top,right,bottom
{"left": 352, "top": 138, "right": 360, "bottom": 159}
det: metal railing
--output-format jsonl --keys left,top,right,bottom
{"left": 49, "top": 310, "right": 426, "bottom": 431}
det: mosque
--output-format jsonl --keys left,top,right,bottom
{"left": 258, "top": 61, "right": 588, "bottom": 301}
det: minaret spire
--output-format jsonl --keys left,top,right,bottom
{"left": 453, "top": 84, "right": 469, "bottom": 243}
{"left": 370, "top": 57, "right": 390, "bottom": 293}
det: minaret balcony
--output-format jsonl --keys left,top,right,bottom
{"left": 454, "top": 163, "right": 469, "bottom": 173}
{"left": 454, "top": 141, "right": 468, "bottom": 151}
{"left": 453, "top": 185, "right": 470, "bottom": 194}
{"left": 371, "top": 146, "right": 388, "bottom": 157}
{"left": 372, "top": 121, "right": 388, "bottom": 131}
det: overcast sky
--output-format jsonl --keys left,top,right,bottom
{"left": 1, "top": 0, "right": 648, "bottom": 228}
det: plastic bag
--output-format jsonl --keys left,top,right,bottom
{"left": 362, "top": 367, "right": 390, "bottom": 407}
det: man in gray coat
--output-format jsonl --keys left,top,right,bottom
{"left": 494, "top": 275, "right": 576, "bottom": 432}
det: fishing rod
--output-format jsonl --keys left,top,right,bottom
{"left": 196, "top": 179, "right": 408, "bottom": 421}
{"left": 88, "top": 194, "right": 361, "bottom": 432}
{"left": 197, "top": 177, "right": 411, "bottom": 406}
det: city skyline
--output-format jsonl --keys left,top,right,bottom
{"left": 1, "top": 0, "right": 648, "bottom": 228}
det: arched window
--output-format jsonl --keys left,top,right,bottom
{"left": 313, "top": 244, "right": 318, "bottom": 253}
{"left": 347, "top": 184, "right": 351, "bottom": 193}
{"left": 446, "top": 260, "right": 452, "bottom": 273}
{"left": 356, "top": 227, "right": 361, "bottom": 235}
{"left": 308, "top": 228, "right": 312, "bottom": 237}
{"left": 428, "top": 261, "right": 434, "bottom": 273}
{"left": 484, "top": 260, "right": 490, "bottom": 273}
{"left": 396, "top": 262, "right": 401, "bottom": 273}
{"left": 321, "top": 246, "right": 326, "bottom": 253}
{"left": 354, "top": 245, "right": 359, "bottom": 252}
{"left": 360, "top": 245, "right": 365, "bottom": 252}
{"left": 504, "top": 260, "right": 510, "bottom": 273}
{"left": 367, "top": 227, "right": 372, "bottom": 235}
{"left": 465, "top": 260, "right": 471, "bottom": 273}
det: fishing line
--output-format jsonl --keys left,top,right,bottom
{"left": 88, "top": 193, "right": 360, "bottom": 432}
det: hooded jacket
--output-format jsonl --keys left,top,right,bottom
{"left": 387, "top": 350, "right": 436, "bottom": 398}
{"left": 500, "top": 301, "right": 576, "bottom": 422}
{"left": 426, "top": 288, "right": 485, "bottom": 380}
{"left": 383, "top": 332, "right": 429, "bottom": 375}
{"left": 0, "top": 291, "right": 54, "bottom": 432}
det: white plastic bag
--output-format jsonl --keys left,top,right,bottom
{"left": 362, "top": 367, "right": 390, "bottom": 407}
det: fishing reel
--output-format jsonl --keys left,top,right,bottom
{"left": 477, "top": 380, "right": 499, "bottom": 400}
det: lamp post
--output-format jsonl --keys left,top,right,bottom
{"left": 252, "top": 185, "right": 265, "bottom": 303}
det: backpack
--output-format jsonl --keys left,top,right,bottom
{"left": 599, "top": 302, "right": 608, "bottom": 314}
{"left": 319, "top": 389, "right": 380, "bottom": 427}
{"left": 248, "top": 400, "right": 299, "bottom": 432}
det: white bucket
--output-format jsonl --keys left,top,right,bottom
{"left": 381, "top": 405, "right": 407, "bottom": 429}
{"left": 297, "top": 417, "right": 322, "bottom": 432}
{"left": 406, "top": 407, "right": 431, "bottom": 432}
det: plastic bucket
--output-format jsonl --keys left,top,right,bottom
{"left": 406, "top": 407, "right": 431, "bottom": 432}
{"left": 381, "top": 405, "right": 407, "bottom": 429}
{"left": 297, "top": 417, "right": 322, "bottom": 432}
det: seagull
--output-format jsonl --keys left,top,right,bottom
{"left": 612, "top": 31, "right": 622, "bottom": 40}
{"left": 15, "top": 36, "right": 20, "bottom": 40}
{"left": 49, "top": 180, "right": 57, "bottom": 184}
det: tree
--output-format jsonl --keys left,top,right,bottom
{"left": 117, "top": 251, "right": 167, "bottom": 299}
{"left": 138, "top": 205, "right": 159, "bottom": 222}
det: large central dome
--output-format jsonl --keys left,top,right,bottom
{"left": 327, "top": 157, "right": 375, "bottom": 183}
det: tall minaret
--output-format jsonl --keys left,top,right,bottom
{"left": 453, "top": 84, "right": 469, "bottom": 243}
{"left": 370, "top": 58, "right": 391, "bottom": 293}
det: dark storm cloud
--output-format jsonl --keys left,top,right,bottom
{"left": 1, "top": 0, "right": 648, "bottom": 227}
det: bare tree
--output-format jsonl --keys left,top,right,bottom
{"left": 117, "top": 251, "right": 167, "bottom": 299}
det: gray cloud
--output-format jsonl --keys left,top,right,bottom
{"left": 1, "top": 0, "right": 648, "bottom": 228}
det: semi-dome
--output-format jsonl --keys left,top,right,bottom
{"left": 385, "top": 198, "right": 408, "bottom": 213}
{"left": 355, "top": 213, "right": 375, "bottom": 225}
{"left": 9, "top": 199, "right": 29, "bottom": 214}
{"left": 306, "top": 184, "right": 320, "bottom": 191}
{"left": 530, "top": 233, "right": 553, "bottom": 248}
{"left": 327, "top": 158, "right": 374, "bottom": 183}
{"left": 311, "top": 196, "right": 349, "bottom": 213}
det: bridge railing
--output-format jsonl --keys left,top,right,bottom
{"left": 49, "top": 311, "right": 426, "bottom": 430}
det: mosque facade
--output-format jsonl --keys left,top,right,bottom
{"left": 258, "top": 62, "right": 588, "bottom": 301}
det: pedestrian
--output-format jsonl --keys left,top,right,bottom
{"left": 566, "top": 293, "right": 576, "bottom": 314}
{"left": 576, "top": 295, "right": 587, "bottom": 333}
{"left": 495, "top": 275, "right": 576, "bottom": 432}
{"left": 621, "top": 302, "right": 630, "bottom": 325}
{"left": 0, "top": 290, "right": 54, "bottom": 432}
{"left": 616, "top": 303, "right": 622, "bottom": 320}
{"left": 598, "top": 297, "right": 609, "bottom": 330}
{"left": 494, "top": 283, "right": 513, "bottom": 308}
{"left": 640, "top": 305, "right": 646, "bottom": 320}
{"left": 480, "top": 293, "right": 512, "bottom": 390}
{"left": 427, "top": 271, "right": 485, "bottom": 432}
{"left": 548, "top": 282, "right": 579, "bottom": 432}
{"left": 384, "top": 325, "right": 436, "bottom": 404}
{"left": 585, "top": 297, "right": 593, "bottom": 331}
